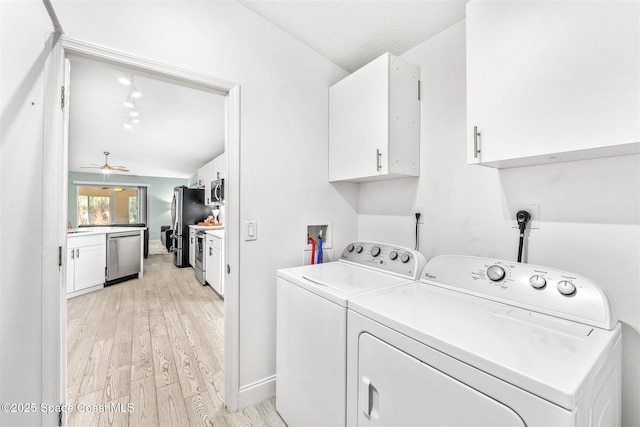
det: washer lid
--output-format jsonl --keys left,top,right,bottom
{"left": 348, "top": 282, "right": 621, "bottom": 410}
{"left": 278, "top": 262, "right": 412, "bottom": 306}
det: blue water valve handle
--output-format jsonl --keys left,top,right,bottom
{"left": 317, "top": 238, "right": 323, "bottom": 264}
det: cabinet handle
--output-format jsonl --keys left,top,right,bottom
{"left": 71, "top": 249, "right": 75, "bottom": 260}
{"left": 473, "top": 126, "right": 481, "bottom": 158}
{"left": 76, "top": 248, "right": 80, "bottom": 258}
{"left": 209, "top": 247, "right": 213, "bottom": 256}
{"left": 376, "top": 149, "right": 382, "bottom": 172}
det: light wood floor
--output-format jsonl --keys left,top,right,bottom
{"left": 67, "top": 243, "right": 286, "bottom": 427}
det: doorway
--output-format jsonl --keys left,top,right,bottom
{"left": 42, "top": 36, "right": 242, "bottom": 418}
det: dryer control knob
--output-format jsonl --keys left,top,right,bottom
{"left": 347, "top": 244, "right": 355, "bottom": 252}
{"left": 389, "top": 251, "right": 398, "bottom": 260}
{"left": 371, "top": 246, "right": 381, "bottom": 257}
{"left": 529, "top": 275, "right": 547, "bottom": 289}
{"left": 557, "top": 280, "right": 576, "bottom": 296}
{"left": 487, "top": 265, "right": 506, "bottom": 282}
{"left": 400, "top": 253, "right": 411, "bottom": 263}
{"left": 355, "top": 245, "right": 363, "bottom": 254}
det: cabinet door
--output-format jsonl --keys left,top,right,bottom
{"left": 357, "top": 333, "right": 525, "bottom": 426}
{"left": 74, "top": 244, "right": 106, "bottom": 291}
{"left": 467, "top": 1, "right": 639, "bottom": 167}
{"left": 189, "top": 229, "right": 196, "bottom": 267}
{"left": 329, "top": 54, "right": 390, "bottom": 181}
{"left": 206, "top": 237, "right": 222, "bottom": 294}
{"left": 66, "top": 249, "right": 76, "bottom": 294}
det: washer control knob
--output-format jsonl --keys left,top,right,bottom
{"left": 487, "top": 265, "right": 506, "bottom": 282}
{"left": 355, "top": 245, "right": 363, "bottom": 254}
{"left": 557, "top": 280, "right": 576, "bottom": 296}
{"left": 389, "top": 251, "right": 398, "bottom": 261}
{"left": 400, "top": 253, "right": 411, "bottom": 263}
{"left": 347, "top": 244, "right": 355, "bottom": 252}
{"left": 371, "top": 246, "right": 381, "bottom": 257}
{"left": 529, "top": 275, "right": 547, "bottom": 289}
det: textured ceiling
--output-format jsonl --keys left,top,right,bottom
{"left": 238, "top": 0, "right": 468, "bottom": 72}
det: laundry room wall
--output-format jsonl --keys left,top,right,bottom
{"left": 0, "top": 2, "right": 357, "bottom": 424}
{"left": 357, "top": 21, "right": 640, "bottom": 426}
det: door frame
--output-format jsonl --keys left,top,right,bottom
{"left": 42, "top": 35, "right": 242, "bottom": 417}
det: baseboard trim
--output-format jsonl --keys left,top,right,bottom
{"left": 238, "top": 375, "right": 276, "bottom": 410}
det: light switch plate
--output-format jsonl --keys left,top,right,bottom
{"left": 245, "top": 220, "right": 257, "bottom": 241}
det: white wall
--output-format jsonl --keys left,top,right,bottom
{"left": 358, "top": 21, "right": 639, "bottom": 426}
{"left": 0, "top": 3, "right": 50, "bottom": 426}
{"left": 0, "top": 1, "right": 357, "bottom": 424}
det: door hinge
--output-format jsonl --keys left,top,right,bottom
{"left": 60, "top": 85, "right": 65, "bottom": 109}
{"left": 418, "top": 80, "right": 421, "bottom": 101}
{"left": 58, "top": 246, "right": 62, "bottom": 267}
{"left": 58, "top": 409, "right": 64, "bottom": 426}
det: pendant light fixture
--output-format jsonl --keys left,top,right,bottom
{"left": 118, "top": 73, "right": 132, "bottom": 86}
{"left": 119, "top": 73, "right": 142, "bottom": 132}
{"left": 123, "top": 94, "right": 135, "bottom": 109}
{"left": 129, "top": 76, "right": 142, "bottom": 98}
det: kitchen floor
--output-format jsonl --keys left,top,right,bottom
{"left": 66, "top": 242, "right": 285, "bottom": 426}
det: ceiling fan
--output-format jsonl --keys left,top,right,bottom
{"left": 82, "top": 151, "right": 129, "bottom": 173}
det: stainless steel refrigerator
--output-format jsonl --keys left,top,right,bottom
{"left": 171, "top": 186, "right": 209, "bottom": 267}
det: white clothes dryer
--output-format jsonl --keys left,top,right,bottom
{"left": 276, "top": 242, "right": 426, "bottom": 427}
{"left": 347, "top": 255, "right": 621, "bottom": 427}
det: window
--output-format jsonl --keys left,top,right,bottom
{"left": 77, "top": 186, "right": 140, "bottom": 225}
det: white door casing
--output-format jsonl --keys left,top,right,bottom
{"left": 42, "top": 36, "right": 242, "bottom": 417}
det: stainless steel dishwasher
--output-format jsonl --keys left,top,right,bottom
{"left": 106, "top": 231, "right": 141, "bottom": 285}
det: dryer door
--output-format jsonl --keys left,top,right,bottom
{"left": 358, "top": 333, "right": 525, "bottom": 426}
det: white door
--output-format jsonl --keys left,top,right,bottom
{"left": 357, "top": 333, "right": 525, "bottom": 426}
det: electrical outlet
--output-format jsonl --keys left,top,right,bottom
{"left": 510, "top": 204, "right": 540, "bottom": 229}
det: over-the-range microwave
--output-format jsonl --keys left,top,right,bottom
{"left": 211, "top": 178, "right": 224, "bottom": 203}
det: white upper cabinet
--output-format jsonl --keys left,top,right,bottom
{"left": 329, "top": 53, "right": 420, "bottom": 182}
{"left": 197, "top": 153, "right": 226, "bottom": 204}
{"left": 466, "top": 0, "right": 639, "bottom": 168}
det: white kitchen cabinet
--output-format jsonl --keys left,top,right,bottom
{"left": 329, "top": 52, "right": 420, "bottom": 182}
{"left": 466, "top": 0, "right": 639, "bottom": 168}
{"left": 197, "top": 153, "right": 226, "bottom": 205}
{"left": 67, "top": 234, "right": 106, "bottom": 298}
{"left": 205, "top": 231, "right": 224, "bottom": 296}
{"left": 189, "top": 227, "right": 197, "bottom": 268}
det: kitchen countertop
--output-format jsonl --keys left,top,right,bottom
{"left": 67, "top": 226, "right": 146, "bottom": 237}
{"left": 189, "top": 224, "right": 224, "bottom": 231}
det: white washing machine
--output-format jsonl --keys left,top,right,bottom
{"left": 347, "top": 255, "right": 622, "bottom": 427}
{"left": 276, "top": 242, "right": 427, "bottom": 427}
